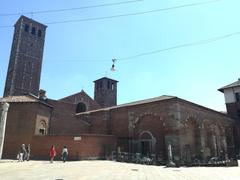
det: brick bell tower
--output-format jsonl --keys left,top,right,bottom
{"left": 219, "top": 78, "right": 240, "bottom": 155}
{"left": 3, "top": 15, "right": 47, "bottom": 97}
{"left": 94, "top": 77, "right": 118, "bottom": 108}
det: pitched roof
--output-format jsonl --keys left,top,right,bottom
{"left": 76, "top": 95, "right": 176, "bottom": 115}
{"left": 59, "top": 90, "right": 89, "bottom": 101}
{"left": 218, "top": 79, "right": 240, "bottom": 92}
{"left": 93, "top": 77, "right": 118, "bottom": 82}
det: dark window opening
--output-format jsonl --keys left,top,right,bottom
{"left": 39, "top": 129, "right": 45, "bottom": 135}
{"left": 99, "top": 82, "right": 103, "bottom": 89}
{"left": 76, "top": 102, "right": 87, "bottom": 113}
{"left": 107, "top": 81, "right": 110, "bottom": 89}
{"left": 38, "top": 120, "right": 47, "bottom": 135}
{"left": 31, "top": 27, "right": 36, "bottom": 35}
{"left": 24, "top": 24, "right": 29, "bottom": 32}
{"left": 237, "top": 110, "right": 240, "bottom": 118}
{"left": 235, "top": 93, "right": 240, "bottom": 102}
{"left": 38, "top": 30, "right": 42, "bottom": 37}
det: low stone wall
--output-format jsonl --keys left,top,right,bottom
{"left": 31, "top": 134, "right": 116, "bottom": 160}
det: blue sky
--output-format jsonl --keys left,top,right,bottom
{"left": 0, "top": 0, "right": 240, "bottom": 111}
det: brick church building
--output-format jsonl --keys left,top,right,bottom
{"left": 0, "top": 16, "right": 239, "bottom": 165}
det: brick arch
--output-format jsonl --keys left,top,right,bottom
{"left": 181, "top": 116, "right": 200, "bottom": 160}
{"left": 134, "top": 112, "right": 162, "bottom": 127}
{"left": 133, "top": 113, "right": 166, "bottom": 157}
{"left": 183, "top": 115, "right": 199, "bottom": 128}
{"left": 139, "top": 130, "right": 156, "bottom": 141}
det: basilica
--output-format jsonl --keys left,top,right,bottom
{"left": 0, "top": 16, "right": 240, "bottom": 166}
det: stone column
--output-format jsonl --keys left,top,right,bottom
{"left": 0, "top": 102, "right": 9, "bottom": 159}
{"left": 221, "top": 136, "right": 228, "bottom": 160}
{"left": 167, "top": 143, "right": 176, "bottom": 167}
{"left": 212, "top": 135, "right": 217, "bottom": 156}
{"left": 199, "top": 125, "right": 206, "bottom": 161}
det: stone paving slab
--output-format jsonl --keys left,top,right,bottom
{"left": 0, "top": 160, "right": 240, "bottom": 180}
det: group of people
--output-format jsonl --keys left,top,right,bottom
{"left": 17, "top": 144, "right": 68, "bottom": 163}
{"left": 17, "top": 144, "right": 30, "bottom": 162}
{"left": 50, "top": 145, "right": 68, "bottom": 163}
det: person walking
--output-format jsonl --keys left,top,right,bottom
{"left": 62, "top": 146, "right": 68, "bottom": 162}
{"left": 18, "top": 144, "right": 27, "bottom": 162}
{"left": 50, "top": 145, "right": 56, "bottom": 163}
{"left": 26, "top": 144, "right": 31, "bottom": 161}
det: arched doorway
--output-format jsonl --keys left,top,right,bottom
{"left": 132, "top": 114, "right": 165, "bottom": 158}
{"left": 139, "top": 131, "right": 155, "bottom": 156}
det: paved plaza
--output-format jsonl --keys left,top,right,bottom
{"left": 0, "top": 160, "right": 240, "bottom": 180}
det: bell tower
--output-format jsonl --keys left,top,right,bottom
{"left": 3, "top": 15, "right": 47, "bottom": 97}
{"left": 94, "top": 77, "right": 118, "bottom": 108}
{"left": 219, "top": 78, "right": 240, "bottom": 154}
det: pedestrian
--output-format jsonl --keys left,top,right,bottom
{"left": 62, "top": 145, "right": 68, "bottom": 162}
{"left": 18, "top": 144, "right": 27, "bottom": 162}
{"left": 50, "top": 145, "right": 56, "bottom": 163}
{"left": 26, "top": 144, "right": 31, "bottom": 161}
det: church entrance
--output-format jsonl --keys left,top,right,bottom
{"left": 141, "top": 140, "right": 151, "bottom": 155}
{"left": 139, "top": 131, "right": 155, "bottom": 156}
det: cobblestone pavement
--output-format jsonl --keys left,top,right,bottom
{"left": 0, "top": 160, "right": 240, "bottom": 180}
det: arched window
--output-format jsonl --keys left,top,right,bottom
{"left": 39, "top": 120, "right": 47, "bottom": 135}
{"left": 76, "top": 102, "right": 87, "bottom": 113}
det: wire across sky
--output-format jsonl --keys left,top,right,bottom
{"left": 0, "top": 0, "right": 221, "bottom": 28}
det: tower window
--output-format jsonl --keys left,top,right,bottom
{"left": 24, "top": 24, "right": 29, "bottom": 32}
{"left": 111, "top": 83, "right": 114, "bottom": 90}
{"left": 237, "top": 110, "right": 240, "bottom": 118}
{"left": 31, "top": 27, "right": 36, "bottom": 35}
{"left": 100, "top": 82, "right": 103, "bottom": 89}
{"left": 107, "top": 81, "right": 110, "bottom": 89}
{"left": 235, "top": 93, "right": 240, "bottom": 102}
{"left": 38, "top": 30, "right": 42, "bottom": 37}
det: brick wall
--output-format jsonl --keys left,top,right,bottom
{"left": 47, "top": 99, "right": 90, "bottom": 134}
{"left": 2, "top": 102, "right": 51, "bottom": 158}
{"left": 31, "top": 134, "right": 116, "bottom": 160}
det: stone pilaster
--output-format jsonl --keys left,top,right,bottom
{"left": 0, "top": 102, "right": 9, "bottom": 159}
{"left": 199, "top": 124, "right": 206, "bottom": 161}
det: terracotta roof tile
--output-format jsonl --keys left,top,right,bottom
{"left": 76, "top": 95, "right": 176, "bottom": 115}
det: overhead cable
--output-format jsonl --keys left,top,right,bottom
{"left": 0, "top": 0, "right": 221, "bottom": 28}
{"left": 42, "top": 31, "right": 240, "bottom": 63}
{"left": 0, "top": 0, "right": 143, "bottom": 17}
{"left": 118, "top": 31, "right": 240, "bottom": 60}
